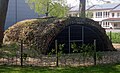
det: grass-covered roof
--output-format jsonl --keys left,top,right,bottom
{"left": 3, "top": 17, "right": 115, "bottom": 53}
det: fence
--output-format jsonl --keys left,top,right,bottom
{"left": 0, "top": 44, "right": 120, "bottom": 67}
{"left": 0, "top": 38, "right": 120, "bottom": 67}
{"left": 0, "top": 52, "right": 120, "bottom": 66}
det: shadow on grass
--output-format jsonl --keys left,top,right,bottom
{"left": 0, "top": 63, "right": 120, "bottom": 73}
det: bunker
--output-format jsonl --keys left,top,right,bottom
{"left": 3, "top": 17, "right": 115, "bottom": 54}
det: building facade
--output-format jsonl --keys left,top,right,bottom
{"left": 69, "top": 3, "right": 120, "bottom": 29}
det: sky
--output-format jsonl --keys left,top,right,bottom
{"left": 67, "top": 0, "right": 120, "bottom": 7}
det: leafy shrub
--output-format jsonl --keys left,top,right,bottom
{"left": 107, "top": 32, "right": 120, "bottom": 43}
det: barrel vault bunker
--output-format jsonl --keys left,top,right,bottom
{"left": 3, "top": 17, "right": 115, "bottom": 54}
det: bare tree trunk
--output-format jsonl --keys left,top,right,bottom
{"left": 79, "top": 0, "right": 86, "bottom": 18}
{"left": 0, "top": 0, "right": 9, "bottom": 47}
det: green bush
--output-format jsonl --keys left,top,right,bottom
{"left": 0, "top": 43, "right": 19, "bottom": 58}
{"left": 107, "top": 32, "right": 120, "bottom": 43}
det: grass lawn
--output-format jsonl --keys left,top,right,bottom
{"left": 0, "top": 63, "right": 120, "bottom": 73}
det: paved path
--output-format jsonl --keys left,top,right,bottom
{"left": 106, "top": 29, "right": 120, "bottom": 33}
{"left": 113, "top": 43, "right": 120, "bottom": 51}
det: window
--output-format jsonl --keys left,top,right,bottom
{"left": 103, "top": 22, "right": 109, "bottom": 27}
{"left": 103, "top": 12, "right": 109, "bottom": 18}
{"left": 112, "top": 13, "right": 114, "bottom": 17}
{"left": 106, "top": 12, "right": 109, "bottom": 17}
{"left": 117, "top": 13, "right": 120, "bottom": 17}
{"left": 106, "top": 22, "right": 109, "bottom": 27}
{"left": 114, "top": 23, "right": 118, "bottom": 27}
{"left": 106, "top": 12, "right": 108, "bottom": 17}
{"left": 96, "top": 12, "right": 102, "bottom": 18}
{"left": 103, "top": 12, "right": 105, "bottom": 18}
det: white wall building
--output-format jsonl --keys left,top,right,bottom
{"left": 69, "top": 3, "right": 120, "bottom": 29}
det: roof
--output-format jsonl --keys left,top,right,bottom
{"left": 111, "top": 4, "right": 120, "bottom": 12}
{"left": 69, "top": 5, "right": 91, "bottom": 11}
{"left": 102, "top": 18, "right": 120, "bottom": 22}
{"left": 70, "top": 3, "right": 120, "bottom": 12}
{"left": 89, "top": 3, "right": 120, "bottom": 10}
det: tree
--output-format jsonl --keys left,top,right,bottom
{"left": 86, "top": 11, "right": 93, "bottom": 18}
{"left": 79, "top": 0, "right": 86, "bottom": 18}
{"left": 26, "top": 0, "right": 69, "bottom": 17}
{"left": 0, "top": 0, "right": 9, "bottom": 47}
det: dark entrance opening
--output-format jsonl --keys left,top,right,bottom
{"left": 49, "top": 24, "right": 106, "bottom": 53}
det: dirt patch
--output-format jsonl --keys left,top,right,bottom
{"left": 112, "top": 43, "right": 120, "bottom": 50}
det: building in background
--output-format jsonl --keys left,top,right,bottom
{"left": 6, "top": 0, "right": 120, "bottom": 30}
{"left": 69, "top": 3, "right": 120, "bottom": 29}
{"left": 5, "top": 0, "right": 39, "bottom": 30}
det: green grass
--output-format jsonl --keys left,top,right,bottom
{"left": 107, "top": 32, "right": 120, "bottom": 43}
{"left": 0, "top": 63, "right": 120, "bottom": 73}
